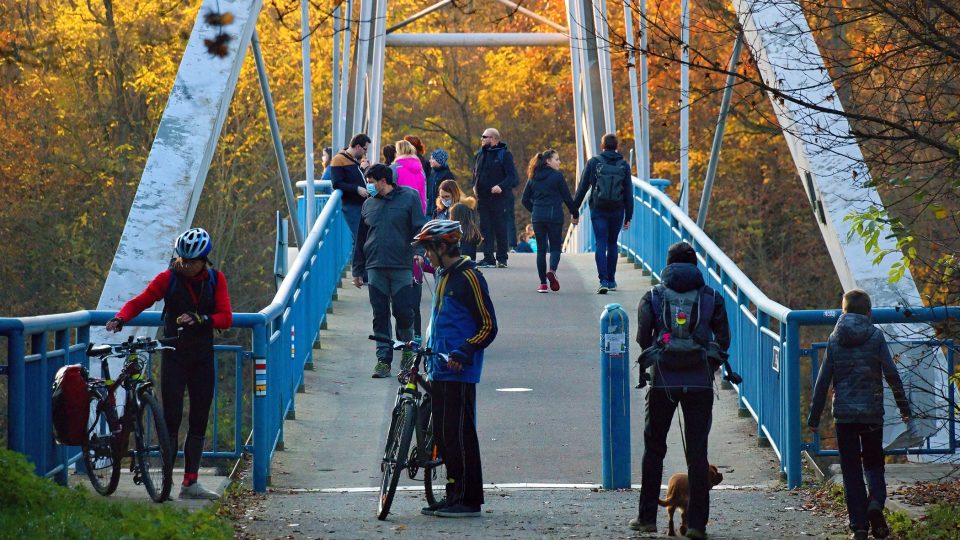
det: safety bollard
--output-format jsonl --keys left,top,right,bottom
{"left": 600, "top": 303, "right": 631, "bottom": 489}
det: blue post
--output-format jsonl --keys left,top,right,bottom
{"left": 600, "top": 303, "right": 631, "bottom": 489}
{"left": 784, "top": 319, "right": 801, "bottom": 488}
{"left": 8, "top": 331, "right": 25, "bottom": 453}
{"left": 252, "top": 321, "right": 269, "bottom": 492}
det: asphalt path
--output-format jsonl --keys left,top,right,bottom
{"left": 244, "top": 253, "right": 845, "bottom": 538}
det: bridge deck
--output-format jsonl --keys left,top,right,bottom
{"left": 241, "top": 254, "right": 844, "bottom": 537}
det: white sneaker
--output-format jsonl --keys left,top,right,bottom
{"left": 178, "top": 481, "right": 220, "bottom": 500}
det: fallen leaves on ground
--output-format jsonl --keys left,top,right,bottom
{"left": 891, "top": 479, "right": 960, "bottom": 507}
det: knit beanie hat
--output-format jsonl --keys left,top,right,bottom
{"left": 431, "top": 148, "right": 449, "bottom": 167}
{"left": 666, "top": 241, "right": 697, "bottom": 265}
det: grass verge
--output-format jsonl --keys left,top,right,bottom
{"left": 0, "top": 447, "right": 233, "bottom": 539}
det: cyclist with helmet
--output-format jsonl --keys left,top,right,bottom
{"left": 105, "top": 227, "right": 232, "bottom": 500}
{"left": 412, "top": 219, "right": 498, "bottom": 518}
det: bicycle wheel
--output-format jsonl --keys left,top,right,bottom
{"left": 134, "top": 390, "right": 174, "bottom": 503}
{"left": 422, "top": 413, "right": 447, "bottom": 507}
{"left": 81, "top": 399, "right": 122, "bottom": 496}
{"left": 377, "top": 400, "right": 415, "bottom": 520}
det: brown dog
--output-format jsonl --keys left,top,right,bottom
{"left": 658, "top": 465, "right": 724, "bottom": 536}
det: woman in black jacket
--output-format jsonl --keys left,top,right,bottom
{"left": 521, "top": 149, "right": 579, "bottom": 293}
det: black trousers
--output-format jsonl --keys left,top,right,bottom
{"left": 477, "top": 197, "right": 509, "bottom": 264}
{"left": 161, "top": 353, "right": 215, "bottom": 474}
{"left": 638, "top": 388, "right": 713, "bottom": 531}
{"left": 431, "top": 380, "right": 484, "bottom": 507}
{"left": 532, "top": 221, "right": 563, "bottom": 283}
{"left": 836, "top": 422, "right": 886, "bottom": 531}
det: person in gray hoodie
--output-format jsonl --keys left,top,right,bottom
{"left": 352, "top": 164, "right": 427, "bottom": 378}
{"left": 808, "top": 289, "right": 912, "bottom": 540}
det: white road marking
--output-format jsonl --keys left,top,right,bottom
{"left": 281, "top": 482, "right": 773, "bottom": 494}
{"left": 495, "top": 387, "right": 533, "bottom": 392}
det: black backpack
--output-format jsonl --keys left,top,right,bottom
{"left": 651, "top": 285, "right": 712, "bottom": 370}
{"left": 592, "top": 161, "right": 625, "bottom": 210}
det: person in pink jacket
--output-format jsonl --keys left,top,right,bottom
{"left": 392, "top": 139, "right": 427, "bottom": 214}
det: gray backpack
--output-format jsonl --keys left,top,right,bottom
{"left": 651, "top": 285, "right": 710, "bottom": 370}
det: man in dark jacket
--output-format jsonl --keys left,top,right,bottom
{"left": 472, "top": 128, "right": 518, "bottom": 268}
{"left": 630, "top": 241, "right": 729, "bottom": 539}
{"left": 808, "top": 289, "right": 911, "bottom": 540}
{"left": 331, "top": 133, "right": 372, "bottom": 240}
{"left": 573, "top": 133, "right": 634, "bottom": 294}
{"left": 352, "top": 164, "right": 427, "bottom": 378}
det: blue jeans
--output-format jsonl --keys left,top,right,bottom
{"left": 590, "top": 208, "right": 624, "bottom": 283}
{"left": 367, "top": 268, "right": 414, "bottom": 366}
{"left": 342, "top": 202, "right": 363, "bottom": 241}
{"left": 836, "top": 423, "right": 886, "bottom": 531}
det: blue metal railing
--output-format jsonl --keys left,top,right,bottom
{"left": 610, "top": 176, "right": 959, "bottom": 487}
{"left": 2, "top": 190, "right": 350, "bottom": 492}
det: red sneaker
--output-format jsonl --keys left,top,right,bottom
{"left": 537, "top": 283, "right": 549, "bottom": 293}
{"left": 546, "top": 270, "right": 560, "bottom": 291}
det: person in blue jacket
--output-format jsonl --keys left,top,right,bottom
{"left": 412, "top": 219, "right": 498, "bottom": 518}
{"left": 521, "top": 149, "right": 579, "bottom": 293}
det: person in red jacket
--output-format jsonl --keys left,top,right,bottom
{"left": 106, "top": 227, "right": 232, "bottom": 500}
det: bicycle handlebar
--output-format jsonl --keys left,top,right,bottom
{"left": 367, "top": 334, "right": 449, "bottom": 362}
{"left": 87, "top": 333, "right": 179, "bottom": 358}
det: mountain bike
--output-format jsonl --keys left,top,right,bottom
{"left": 82, "top": 335, "right": 177, "bottom": 502}
{"left": 370, "top": 334, "right": 448, "bottom": 520}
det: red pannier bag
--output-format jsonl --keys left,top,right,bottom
{"left": 51, "top": 364, "right": 90, "bottom": 445}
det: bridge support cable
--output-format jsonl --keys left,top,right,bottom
{"left": 301, "top": 0, "right": 317, "bottom": 231}
{"left": 678, "top": 0, "right": 690, "bottom": 214}
{"left": 567, "top": 0, "right": 605, "bottom": 155}
{"left": 591, "top": 0, "right": 617, "bottom": 134}
{"left": 565, "top": 5, "right": 587, "bottom": 177}
{"left": 733, "top": 0, "right": 947, "bottom": 454}
{"left": 351, "top": 0, "right": 376, "bottom": 139}
{"left": 696, "top": 31, "right": 743, "bottom": 230}
{"left": 385, "top": 33, "right": 569, "bottom": 47}
{"left": 493, "top": 0, "right": 568, "bottom": 32}
{"left": 331, "top": 4, "right": 352, "bottom": 150}
{"left": 252, "top": 31, "right": 304, "bottom": 247}
{"left": 386, "top": 0, "right": 453, "bottom": 34}
{"left": 623, "top": 0, "right": 643, "bottom": 179}
{"left": 638, "top": 0, "right": 651, "bottom": 182}
{"left": 93, "top": 0, "right": 263, "bottom": 344}
{"left": 331, "top": 6, "right": 342, "bottom": 150}
{"left": 366, "top": 0, "right": 389, "bottom": 157}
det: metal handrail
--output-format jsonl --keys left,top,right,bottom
{"left": 1, "top": 190, "right": 350, "bottom": 492}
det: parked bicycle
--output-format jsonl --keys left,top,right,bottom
{"left": 370, "top": 334, "right": 447, "bottom": 520}
{"left": 81, "top": 335, "right": 177, "bottom": 502}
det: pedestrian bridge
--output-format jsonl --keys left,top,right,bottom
{"left": 2, "top": 0, "right": 959, "bottom": 524}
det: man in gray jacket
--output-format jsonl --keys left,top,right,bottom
{"left": 352, "top": 164, "right": 428, "bottom": 378}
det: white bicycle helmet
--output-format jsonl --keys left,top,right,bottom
{"left": 175, "top": 228, "right": 212, "bottom": 259}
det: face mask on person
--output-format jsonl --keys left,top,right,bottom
{"left": 441, "top": 197, "right": 453, "bottom": 208}
{"left": 367, "top": 182, "right": 378, "bottom": 196}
